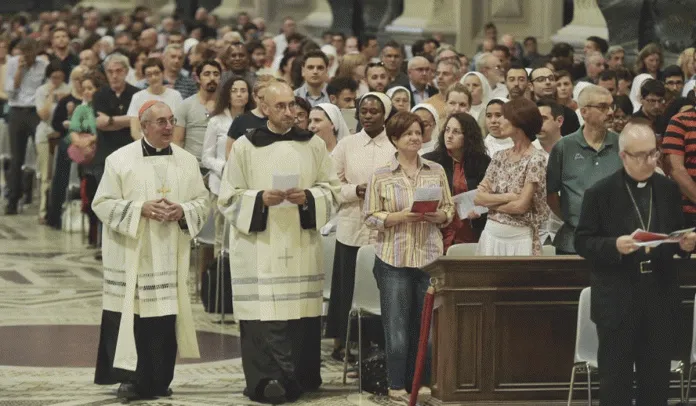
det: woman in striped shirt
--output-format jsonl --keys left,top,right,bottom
{"left": 363, "top": 111, "right": 454, "bottom": 399}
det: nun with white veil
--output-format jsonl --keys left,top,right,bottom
{"left": 572, "top": 81, "right": 594, "bottom": 127}
{"left": 411, "top": 102, "right": 441, "bottom": 154}
{"left": 324, "top": 92, "right": 395, "bottom": 360}
{"left": 629, "top": 73, "right": 654, "bottom": 113}
{"left": 321, "top": 45, "right": 339, "bottom": 79}
{"left": 308, "top": 103, "right": 351, "bottom": 153}
{"left": 460, "top": 71, "right": 492, "bottom": 121}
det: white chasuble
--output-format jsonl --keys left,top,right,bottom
{"left": 218, "top": 134, "right": 340, "bottom": 321}
{"left": 92, "top": 140, "right": 209, "bottom": 371}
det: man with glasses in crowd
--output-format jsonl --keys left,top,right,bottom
{"left": 547, "top": 85, "right": 622, "bottom": 254}
{"left": 388, "top": 56, "right": 438, "bottom": 107}
{"left": 217, "top": 81, "right": 339, "bottom": 404}
{"left": 530, "top": 67, "right": 580, "bottom": 135}
{"left": 477, "top": 52, "right": 507, "bottom": 99}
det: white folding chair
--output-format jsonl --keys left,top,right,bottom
{"left": 568, "top": 288, "right": 685, "bottom": 405}
{"left": 684, "top": 294, "right": 696, "bottom": 402}
{"left": 321, "top": 233, "right": 336, "bottom": 316}
{"left": 342, "top": 244, "right": 380, "bottom": 392}
{"left": 568, "top": 287, "right": 597, "bottom": 406}
{"left": 542, "top": 245, "right": 556, "bottom": 256}
{"left": 193, "top": 206, "right": 216, "bottom": 305}
{"left": 446, "top": 243, "right": 478, "bottom": 256}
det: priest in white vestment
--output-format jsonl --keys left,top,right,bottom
{"left": 92, "top": 101, "right": 209, "bottom": 401}
{"left": 218, "top": 82, "right": 340, "bottom": 404}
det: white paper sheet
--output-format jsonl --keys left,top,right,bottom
{"left": 272, "top": 173, "right": 300, "bottom": 207}
{"left": 452, "top": 190, "right": 488, "bottom": 219}
{"left": 414, "top": 187, "right": 442, "bottom": 202}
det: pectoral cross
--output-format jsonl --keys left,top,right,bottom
{"left": 278, "top": 248, "right": 294, "bottom": 267}
{"left": 157, "top": 186, "right": 171, "bottom": 198}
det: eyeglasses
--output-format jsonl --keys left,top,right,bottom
{"left": 585, "top": 103, "right": 614, "bottom": 112}
{"left": 624, "top": 149, "right": 660, "bottom": 162}
{"left": 366, "top": 62, "right": 385, "bottom": 68}
{"left": 146, "top": 117, "right": 177, "bottom": 127}
{"left": 665, "top": 80, "right": 684, "bottom": 86}
{"left": 532, "top": 75, "right": 555, "bottom": 83}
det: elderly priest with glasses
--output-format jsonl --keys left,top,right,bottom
{"left": 218, "top": 81, "right": 340, "bottom": 404}
{"left": 575, "top": 118, "right": 696, "bottom": 406}
{"left": 91, "top": 100, "right": 210, "bottom": 401}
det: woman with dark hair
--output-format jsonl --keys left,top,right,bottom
{"left": 279, "top": 50, "right": 298, "bottom": 86}
{"left": 202, "top": 76, "right": 253, "bottom": 254}
{"left": 423, "top": 113, "right": 491, "bottom": 250}
{"left": 474, "top": 98, "right": 549, "bottom": 256}
{"left": 364, "top": 111, "right": 454, "bottom": 399}
{"left": 325, "top": 92, "right": 394, "bottom": 362}
{"left": 294, "top": 96, "right": 311, "bottom": 130}
{"left": 611, "top": 94, "right": 633, "bottom": 133}
{"left": 126, "top": 47, "right": 147, "bottom": 86}
{"left": 69, "top": 71, "right": 107, "bottom": 247}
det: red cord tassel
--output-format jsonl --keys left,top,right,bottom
{"left": 410, "top": 286, "right": 435, "bottom": 406}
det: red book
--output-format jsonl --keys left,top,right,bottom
{"left": 411, "top": 200, "right": 439, "bottom": 214}
{"left": 631, "top": 229, "right": 668, "bottom": 242}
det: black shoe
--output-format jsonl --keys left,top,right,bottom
{"left": 263, "top": 380, "right": 287, "bottom": 404}
{"left": 156, "top": 388, "right": 173, "bottom": 397}
{"left": 116, "top": 383, "right": 140, "bottom": 400}
{"left": 4, "top": 202, "right": 18, "bottom": 215}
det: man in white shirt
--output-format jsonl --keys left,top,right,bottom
{"left": 128, "top": 58, "right": 183, "bottom": 140}
{"left": 477, "top": 53, "right": 507, "bottom": 99}
{"left": 273, "top": 17, "right": 297, "bottom": 59}
{"left": 4, "top": 38, "right": 47, "bottom": 214}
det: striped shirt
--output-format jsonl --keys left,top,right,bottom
{"left": 363, "top": 154, "right": 455, "bottom": 268}
{"left": 662, "top": 109, "right": 696, "bottom": 214}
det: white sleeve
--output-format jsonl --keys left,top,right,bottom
{"left": 201, "top": 117, "right": 226, "bottom": 177}
{"left": 126, "top": 92, "right": 142, "bottom": 117}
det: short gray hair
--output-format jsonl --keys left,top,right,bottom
{"left": 606, "top": 45, "right": 624, "bottom": 58}
{"left": 103, "top": 52, "right": 130, "bottom": 70}
{"left": 585, "top": 51, "right": 604, "bottom": 67}
{"left": 577, "top": 85, "right": 611, "bottom": 108}
{"left": 618, "top": 121, "right": 655, "bottom": 152}
{"left": 435, "top": 58, "right": 461, "bottom": 74}
{"left": 475, "top": 53, "right": 495, "bottom": 72}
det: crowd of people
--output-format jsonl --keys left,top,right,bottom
{"left": 2, "top": 5, "right": 696, "bottom": 405}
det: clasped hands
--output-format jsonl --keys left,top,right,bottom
{"left": 263, "top": 188, "right": 306, "bottom": 207}
{"left": 616, "top": 232, "right": 696, "bottom": 255}
{"left": 141, "top": 198, "right": 184, "bottom": 222}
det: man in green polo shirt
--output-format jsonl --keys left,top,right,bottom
{"left": 547, "top": 85, "right": 623, "bottom": 254}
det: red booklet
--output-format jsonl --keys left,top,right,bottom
{"left": 631, "top": 230, "right": 668, "bottom": 242}
{"left": 411, "top": 200, "right": 439, "bottom": 214}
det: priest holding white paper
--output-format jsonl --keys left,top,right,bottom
{"left": 218, "top": 81, "right": 340, "bottom": 404}
{"left": 92, "top": 101, "right": 209, "bottom": 401}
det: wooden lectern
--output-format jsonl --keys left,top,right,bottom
{"left": 423, "top": 256, "right": 696, "bottom": 404}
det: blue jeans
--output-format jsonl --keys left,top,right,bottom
{"left": 46, "top": 141, "right": 71, "bottom": 228}
{"left": 372, "top": 256, "right": 431, "bottom": 390}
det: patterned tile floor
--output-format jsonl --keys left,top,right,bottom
{"left": 0, "top": 207, "right": 398, "bottom": 406}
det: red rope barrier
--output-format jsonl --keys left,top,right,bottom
{"left": 410, "top": 286, "right": 435, "bottom": 406}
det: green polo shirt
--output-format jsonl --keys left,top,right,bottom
{"left": 546, "top": 126, "right": 623, "bottom": 253}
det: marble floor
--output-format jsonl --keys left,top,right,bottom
{"left": 0, "top": 205, "right": 402, "bottom": 406}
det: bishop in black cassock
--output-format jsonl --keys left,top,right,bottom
{"left": 575, "top": 120, "right": 696, "bottom": 405}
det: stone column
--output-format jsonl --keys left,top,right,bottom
{"left": 551, "top": 0, "right": 608, "bottom": 48}
{"left": 382, "top": 0, "right": 457, "bottom": 46}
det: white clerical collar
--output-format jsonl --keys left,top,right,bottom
{"left": 267, "top": 123, "right": 292, "bottom": 135}
{"left": 637, "top": 182, "right": 647, "bottom": 188}
{"left": 143, "top": 136, "right": 165, "bottom": 152}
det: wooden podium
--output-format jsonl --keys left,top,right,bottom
{"left": 423, "top": 256, "right": 696, "bottom": 404}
